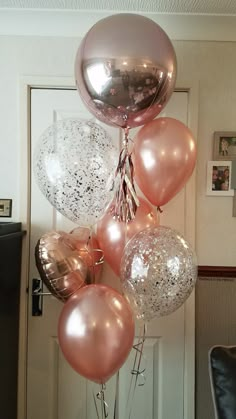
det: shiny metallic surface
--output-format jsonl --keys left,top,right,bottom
{"left": 58, "top": 284, "right": 135, "bottom": 384}
{"left": 35, "top": 231, "right": 94, "bottom": 302}
{"left": 97, "top": 197, "right": 159, "bottom": 276}
{"left": 133, "top": 117, "right": 197, "bottom": 207}
{"left": 75, "top": 13, "right": 177, "bottom": 129}
{"left": 70, "top": 226, "right": 103, "bottom": 281}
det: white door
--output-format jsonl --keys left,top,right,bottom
{"left": 27, "top": 88, "right": 194, "bottom": 419}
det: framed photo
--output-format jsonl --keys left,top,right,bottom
{"left": 206, "top": 161, "right": 234, "bottom": 196}
{"left": 0, "top": 199, "right": 12, "bottom": 217}
{"left": 213, "top": 131, "right": 236, "bottom": 160}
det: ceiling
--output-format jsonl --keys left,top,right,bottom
{"left": 1, "top": 0, "right": 236, "bottom": 15}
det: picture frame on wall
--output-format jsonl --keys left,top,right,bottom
{"left": 206, "top": 161, "right": 234, "bottom": 196}
{"left": 213, "top": 131, "right": 236, "bottom": 160}
{"left": 0, "top": 199, "right": 12, "bottom": 217}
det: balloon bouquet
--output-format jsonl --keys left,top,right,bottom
{"left": 34, "top": 13, "right": 197, "bottom": 417}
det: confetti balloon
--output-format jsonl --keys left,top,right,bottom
{"left": 75, "top": 13, "right": 177, "bottom": 129}
{"left": 33, "top": 119, "right": 118, "bottom": 227}
{"left": 120, "top": 226, "right": 197, "bottom": 322}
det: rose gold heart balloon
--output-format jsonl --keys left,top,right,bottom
{"left": 35, "top": 231, "right": 90, "bottom": 302}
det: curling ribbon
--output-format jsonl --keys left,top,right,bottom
{"left": 113, "top": 371, "right": 119, "bottom": 419}
{"left": 126, "top": 323, "right": 147, "bottom": 419}
{"left": 93, "top": 383, "right": 109, "bottom": 419}
{"left": 87, "top": 228, "right": 104, "bottom": 283}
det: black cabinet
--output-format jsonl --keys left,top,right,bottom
{"left": 0, "top": 223, "right": 25, "bottom": 419}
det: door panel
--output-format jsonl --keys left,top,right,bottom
{"left": 27, "top": 88, "right": 191, "bottom": 419}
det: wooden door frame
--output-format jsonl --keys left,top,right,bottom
{"left": 18, "top": 76, "right": 199, "bottom": 419}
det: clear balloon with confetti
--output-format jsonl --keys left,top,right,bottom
{"left": 121, "top": 225, "right": 197, "bottom": 322}
{"left": 33, "top": 119, "right": 119, "bottom": 227}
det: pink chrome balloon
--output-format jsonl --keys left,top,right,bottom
{"left": 133, "top": 117, "right": 197, "bottom": 207}
{"left": 58, "top": 284, "right": 135, "bottom": 384}
{"left": 75, "top": 13, "right": 177, "bottom": 129}
{"left": 97, "top": 197, "right": 159, "bottom": 276}
{"left": 70, "top": 227, "right": 103, "bottom": 282}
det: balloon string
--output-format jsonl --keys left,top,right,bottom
{"left": 126, "top": 323, "right": 147, "bottom": 419}
{"left": 93, "top": 391, "right": 100, "bottom": 419}
{"left": 131, "top": 323, "right": 146, "bottom": 385}
{"left": 113, "top": 371, "right": 119, "bottom": 419}
{"left": 157, "top": 206, "right": 163, "bottom": 213}
{"left": 96, "top": 384, "right": 108, "bottom": 419}
{"left": 86, "top": 227, "right": 104, "bottom": 269}
{"left": 93, "top": 249, "right": 104, "bottom": 266}
{"left": 111, "top": 129, "right": 139, "bottom": 223}
{"left": 88, "top": 226, "right": 96, "bottom": 284}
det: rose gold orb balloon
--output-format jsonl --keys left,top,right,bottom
{"left": 75, "top": 13, "right": 177, "bottom": 129}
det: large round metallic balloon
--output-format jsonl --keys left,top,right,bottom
{"left": 35, "top": 231, "right": 94, "bottom": 302}
{"left": 120, "top": 226, "right": 197, "bottom": 322}
{"left": 75, "top": 13, "right": 177, "bottom": 129}
{"left": 58, "top": 284, "right": 135, "bottom": 384}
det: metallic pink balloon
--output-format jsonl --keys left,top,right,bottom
{"left": 58, "top": 284, "right": 135, "bottom": 384}
{"left": 70, "top": 227, "right": 103, "bottom": 282}
{"left": 75, "top": 13, "right": 177, "bottom": 129}
{"left": 97, "top": 197, "right": 159, "bottom": 276}
{"left": 133, "top": 117, "right": 197, "bottom": 207}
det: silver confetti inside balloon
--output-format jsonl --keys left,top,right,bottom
{"left": 120, "top": 226, "right": 197, "bottom": 322}
{"left": 33, "top": 119, "right": 118, "bottom": 227}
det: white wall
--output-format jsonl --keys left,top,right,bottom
{"left": 0, "top": 35, "right": 79, "bottom": 221}
{"left": 175, "top": 40, "right": 236, "bottom": 265}
{"left": 1, "top": 12, "right": 236, "bottom": 266}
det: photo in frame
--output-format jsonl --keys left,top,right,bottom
{"left": 0, "top": 199, "right": 12, "bottom": 217}
{"left": 206, "top": 161, "right": 234, "bottom": 196}
{"left": 213, "top": 131, "right": 236, "bottom": 160}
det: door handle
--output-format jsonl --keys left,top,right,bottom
{"left": 32, "top": 278, "right": 52, "bottom": 316}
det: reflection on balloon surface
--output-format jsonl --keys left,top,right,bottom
{"left": 75, "top": 14, "right": 177, "bottom": 128}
